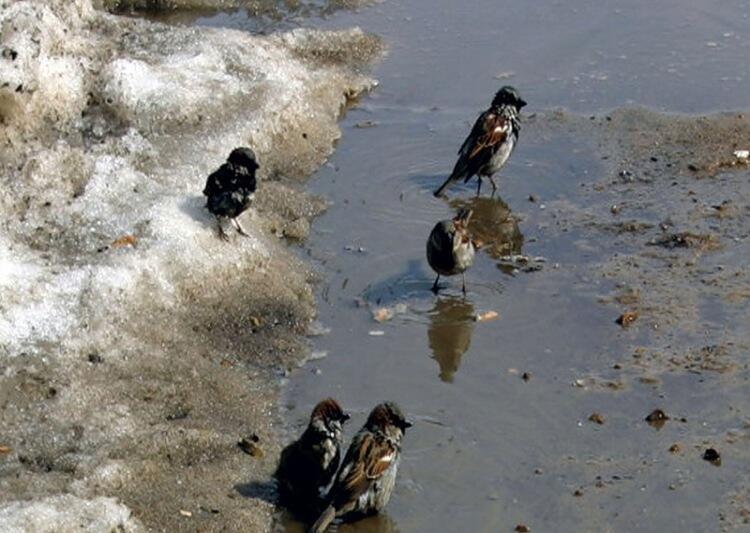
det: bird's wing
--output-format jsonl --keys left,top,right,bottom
{"left": 449, "top": 111, "right": 508, "bottom": 183}
{"left": 468, "top": 112, "right": 509, "bottom": 160}
{"left": 332, "top": 432, "right": 397, "bottom": 507}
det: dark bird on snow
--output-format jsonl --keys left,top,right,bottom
{"left": 202, "top": 147, "right": 259, "bottom": 240}
{"left": 434, "top": 86, "right": 526, "bottom": 197}
{"left": 274, "top": 398, "right": 350, "bottom": 519}
{"left": 310, "top": 402, "right": 412, "bottom": 533}
{"left": 426, "top": 208, "right": 477, "bottom": 294}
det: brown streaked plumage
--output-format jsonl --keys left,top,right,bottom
{"left": 434, "top": 86, "right": 526, "bottom": 197}
{"left": 426, "top": 208, "right": 476, "bottom": 294}
{"left": 310, "top": 402, "right": 412, "bottom": 533}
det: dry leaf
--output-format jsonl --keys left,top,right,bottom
{"left": 372, "top": 308, "right": 394, "bottom": 323}
{"left": 111, "top": 235, "right": 137, "bottom": 249}
{"left": 474, "top": 310, "right": 499, "bottom": 322}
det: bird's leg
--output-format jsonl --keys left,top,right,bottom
{"left": 232, "top": 217, "right": 249, "bottom": 237}
{"left": 217, "top": 218, "right": 230, "bottom": 241}
{"left": 432, "top": 275, "right": 441, "bottom": 294}
{"left": 475, "top": 178, "right": 482, "bottom": 197}
{"left": 462, "top": 273, "right": 467, "bottom": 295}
{"left": 489, "top": 176, "right": 498, "bottom": 197}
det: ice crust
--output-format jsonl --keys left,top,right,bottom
{"left": 0, "top": 0, "right": 381, "bottom": 527}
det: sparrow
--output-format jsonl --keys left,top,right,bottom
{"left": 426, "top": 208, "right": 477, "bottom": 294}
{"left": 310, "top": 402, "right": 412, "bottom": 533}
{"left": 202, "top": 147, "right": 259, "bottom": 240}
{"left": 274, "top": 398, "right": 350, "bottom": 518}
{"left": 434, "top": 86, "right": 526, "bottom": 197}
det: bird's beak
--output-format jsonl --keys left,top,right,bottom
{"left": 342, "top": 412, "right": 351, "bottom": 422}
{"left": 402, "top": 419, "right": 414, "bottom": 430}
{"left": 518, "top": 98, "right": 527, "bottom": 109}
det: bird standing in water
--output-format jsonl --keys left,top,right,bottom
{"left": 434, "top": 86, "right": 526, "bottom": 197}
{"left": 310, "top": 402, "right": 412, "bottom": 533}
{"left": 274, "top": 398, "right": 350, "bottom": 519}
{"left": 426, "top": 208, "right": 477, "bottom": 294}
{"left": 202, "top": 147, "right": 259, "bottom": 240}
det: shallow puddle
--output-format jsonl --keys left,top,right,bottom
{"left": 199, "top": 1, "right": 750, "bottom": 531}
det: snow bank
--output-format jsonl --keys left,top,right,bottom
{"left": 0, "top": 0, "right": 382, "bottom": 528}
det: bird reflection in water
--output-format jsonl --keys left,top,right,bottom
{"left": 449, "top": 195, "right": 523, "bottom": 275}
{"left": 427, "top": 297, "right": 476, "bottom": 382}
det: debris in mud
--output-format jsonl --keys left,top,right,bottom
{"left": 616, "top": 311, "right": 639, "bottom": 328}
{"left": 474, "top": 310, "right": 499, "bottom": 322}
{"left": 647, "top": 232, "right": 720, "bottom": 250}
{"left": 165, "top": 408, "right": 190, "bottom": 421}
{"left": 669, "top": 443, "right": 681, "bottom": 454}
{"left": 354, "top": 120, "right": 378, "bottom": 128}
{"left": 588, "top": 412, "right": 605, "bottom": 425}
{"left": 87, "top": 353, "right": 104, "bottom": 364}
{"left": 645, "top": 409, "right": 669, "bottom": 429}
{"left": 515, "top": 525, "right": 530, "bottom": 533}
{"left": 668, "top": 344, "right": 735, "bottom": 374}
{"left": 179, "top": 509, "right": 192, "bottom": 517}
{"left": 614, "top": 288, "right": 640, "bottom": 306}
{"left": 0, "top": 446, "right": 11, "bottom": 457}
{"left": 238, "top": 434, "right": 263, "bottom": 458}
{"left": 368, "top": 330, "right": 385, "bottom": 336}
{"left": 703, "top": 448, "right": 721, "bottom": 466}
{"left": 573, "top": 488, "right": 584, "bottom": 497}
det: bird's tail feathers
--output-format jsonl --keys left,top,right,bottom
{"left": 434, "top": 172, "right": 459, "bottom": 197}
{"left": 309, "top": 505, "right": 336, "bottom": 533}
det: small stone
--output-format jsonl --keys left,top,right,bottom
{"left": 616, "top": 311, "right": 639, "bottom": 327}
{"left": 588, "top": 412, "right": 605, "bottom": 425}
{"left": 88, "top": 353, "right": 104, "bottom": 364}
{"left": 533, "top": 468, "right": 543, "bottom": 475}
{"left": 238, "top": 434, "right": 263, "bottom": 458}
{"left": 702, "top": 448, "right": 721, "bottom": 465}
{"left": 179, "top": 510, "right": 192, "bottom": 517}
{"left": 521, "top": 372, "right": 531, "bottom": 382}
{"left": 0, "top": 445, "right": 11, "bottom": 456}
{"left": 669, "top": 443, "right": 681, "bottom": 454}
{"left": 645, "top": 409, "right": 669, "bottom": 429}
{"left": 573, "top": 488, "right": 584, "bottom": 497}
{"left": 528, "top": 194, "right": 538, "bottom": 203}
{"left": 515, "top": 525, "right": 531, "bottom": 533}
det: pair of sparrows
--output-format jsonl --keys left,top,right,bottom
{"left": 274, "top": 399, "right": 412, "bottom": 532}
{"left": 202, "top": 147, "right": 259, "bottom": 241}
{"left": 427, "top": 86, "right": 527, "bottom": 293}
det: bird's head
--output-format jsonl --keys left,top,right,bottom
{"left": 366, "top": 401, "right": 413, "bottom": 436}
{"left": 492, "top": 86, "right": 527, "bottom": 111}
{"left": 310, "top": 398, "right": 350, "bottom": 435}
{"left": 228, "top": 147, "right": 260, "bottom": 170}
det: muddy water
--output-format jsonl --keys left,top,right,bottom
{"left": 204, "top": 1, "right": 750, "bottom": 531}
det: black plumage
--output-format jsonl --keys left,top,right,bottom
{"left": 202, "top": 147, "right": 259, "bottom": 240}
{"left": 434, "top": 86, "right": 526, "bottom": 197}
{"left": 274, "top": 398, "right": 349, "bottom": 520}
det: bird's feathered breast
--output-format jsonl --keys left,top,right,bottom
{"left": 333, "top": 431, "right": 398, "bottom": 507}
